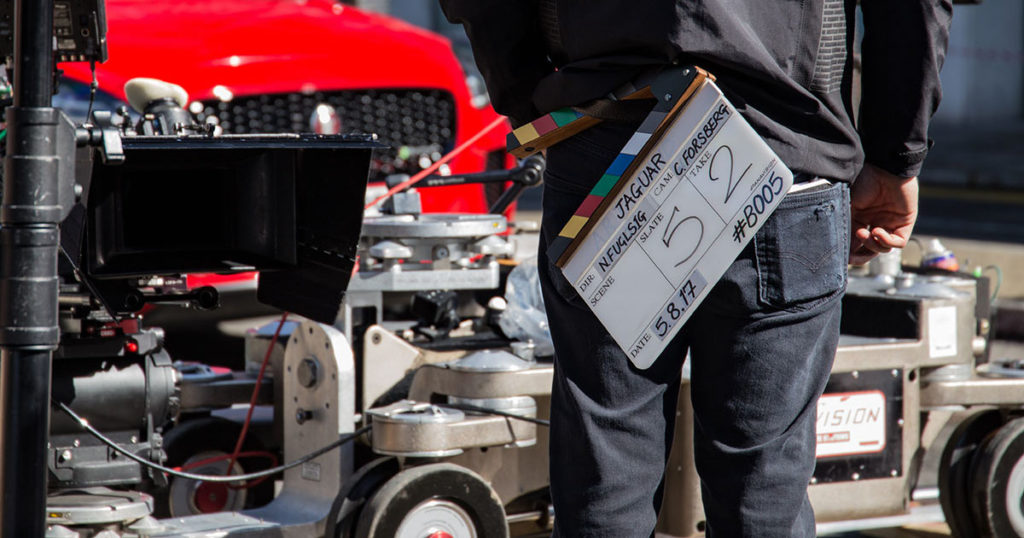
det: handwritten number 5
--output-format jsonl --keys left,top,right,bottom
{"left": 661, "top": 206, "right": 704, "bottom": 268}
{"left": 662, "top": 207, "right": 680, "bottom": 248}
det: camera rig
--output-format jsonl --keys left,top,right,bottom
{"left": 8, "top": 1, "right": 1024, "bottom": 538}
{"left": 0, "top": 1, "right": 380, "bottom": 534}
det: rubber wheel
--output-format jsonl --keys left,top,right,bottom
{"left": 939, "top": 409, "right": 1004, "bottom": 538}
{"left": 354, "top": 463, "right": 509, "bottom": 538}
{"left": 967, "top": 416, "right": 1024, "bottom": 537}
{"left": 153, "top": 416, "right": 275, "bottom": 517}
{"left": 326, "top": 457, "right": 399, "bottom": 538}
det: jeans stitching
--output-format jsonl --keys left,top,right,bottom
{"left": 776, "top": 242, "right": 842, "bottom": 272}
{"left": 755, "top": 183, "right": 847, "bottom": 312}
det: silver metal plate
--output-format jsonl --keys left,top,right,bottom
{"left": 362, "top": 213, "right": 507, "bottom": 238}
{"left": 47, "top": 488, "right": 153, "bottom": 526}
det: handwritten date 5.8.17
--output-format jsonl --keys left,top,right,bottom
{"left": 651, "top": 276, "right": 705, "bottom": 340}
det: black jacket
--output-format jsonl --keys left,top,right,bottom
{"left": 440, "top": 0, "right": 952, "bottom": 181}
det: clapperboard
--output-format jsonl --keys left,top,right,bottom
{"left": 509, "top": 67, "right": 793, "bottom": 369}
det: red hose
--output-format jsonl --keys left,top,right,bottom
{"left": 219, "top": 311, "right": 289, "bottom": 489}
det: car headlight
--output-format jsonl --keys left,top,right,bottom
{"left": 465, "top": 73, "right": 490, "bottom": 110}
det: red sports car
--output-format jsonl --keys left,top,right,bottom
{"left": 57, "top": 0, "right": 511, "bottom": 213}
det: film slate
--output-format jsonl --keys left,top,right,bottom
{"left": 549, "top": 76, "right": 794, "bottom": 369}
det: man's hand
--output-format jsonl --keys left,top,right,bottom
{"left": 849, "top": 164, "right": 919, "bottom": 265}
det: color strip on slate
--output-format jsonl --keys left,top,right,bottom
{"left": 545, "top": 67, "right": 707, "bottom": 266}
{"left": 531, "top": 114, "right": 558, "bottom": 135}
{"left": 576, "top": 195, "right": 604, "bottom": 217}
{"left": 605, "top": 154, "right": 635, "bottom": 176}
{"left": 638, "top": 111, "right": 667, "bottom": 134}
{"left": 550, "top": 109, "right": 582, "bottom": 126}
{"left": 546, "top": 236, "right": 573, "bottom": 262}
{"left": 592, "top": 174, "right": 620, "bottom": 197}
{"left": 512, "top": 123, "right": 540, "bottom": 145}
{"left": 506, "top": 132, "right": 521, "bottom": 151}
{"left": 622, "top": 133, "right": 651, "bottom": 156}
{"left": 559, "top": 215, "right": 589, "bottom": 238}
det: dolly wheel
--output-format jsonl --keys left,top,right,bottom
{"left": 354, "top": 463, "right": 509, "bottom": 538}
{"left": 154, "top": 416, "right": 275, "bottom": 517}
{"left": 939, "top": 409, "right": 1004, "bottom": 537}
{"left": 968, "top": 416, "right": 1024, "bottom": 537}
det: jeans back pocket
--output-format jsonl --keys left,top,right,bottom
{"left": 755, "top": 182, "right": 849, "bottom": 311}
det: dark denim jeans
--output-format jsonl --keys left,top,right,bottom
{"left": 540, "top": 120, "right": 849, "bottom": 537}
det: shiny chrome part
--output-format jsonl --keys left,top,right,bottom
{"left": 361, "top": 214, "right": 507, "bottom": 238}
{"left": 352, "top": 213, "right": 510, "bottom": 292}
{"left": 448, "top": 395, "right": 538, "bottom": 448}
{"left": 395, "top": 499, "right": 477, "bottom": 538}
{"left": 921, "top": 376, "right": 1024, "bottom": 407}
{"left": 368, "top": 400, "right": 535, "bottom": 457}
{"left": 369, "top": 240, "right": 414, "bottom": 259}
{"left": 46, "top": 488, "right": 153, "bottom": 526}
{"left": 447, "top": 349, "right": 535, "bottom": 373}
{"left": 309, "top": 103, "right": 341, "bottom": 134}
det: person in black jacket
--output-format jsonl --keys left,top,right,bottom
{"left": 441, "top": 1, "right": 952, "bottom": 536}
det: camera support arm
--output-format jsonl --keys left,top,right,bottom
{"left": 0, "top": 0, "right": 61, "bottom": 536}
{"left": 389, "top": 154, "right": 546, "bottom": 215}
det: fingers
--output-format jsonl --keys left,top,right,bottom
{"left": 849, "top": 226, "right": 908, "bottom": 265}
{"left": 849, "top": 231, "right": 885, "bottom": 265}
{"left": 849, "top": 247, "right": 877, "bottom": 266}
{"left": 867, "top": 226, "right": 909, "bottom": 249}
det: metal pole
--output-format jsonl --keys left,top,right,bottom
{"left": 0, "top": 0, "right": 59, "bottom": 534}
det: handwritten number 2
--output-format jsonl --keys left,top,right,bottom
{"left": 709, "top": 145, "right": 752, "bottom": 204}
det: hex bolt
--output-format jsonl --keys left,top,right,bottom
{"left": 295, "top": 408, "right": 313, "bottom": 425}
{"left": 59, "top": 450, "right": 72, "bottom": 464}
{"left": 297, "top": 358, "right": 320, "bottom": 388}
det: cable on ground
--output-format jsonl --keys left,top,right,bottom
{"left": 55, "top": 400, "right": 370, "bottom": 484}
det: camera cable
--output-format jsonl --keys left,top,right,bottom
{"left": 56, "top": 400, "right": 370, "bottom": 484}
{"left": 441, "top": 402, "right": 550, "bottom": 427}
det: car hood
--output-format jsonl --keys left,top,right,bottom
{"left": 62, "top": 0, "right": 469, "bottom": 102}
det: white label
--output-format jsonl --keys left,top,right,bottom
{"left": 562, "top": 81, "right": 794, "bottom": 369}
{"left": 301, "top": 461, "right": 322, "bottom": 481}
{"left": 816, "top": 391, "right": 887, "bottom": 458}
{"left": 928, "top": 305, "right": 958, "bottom": 358}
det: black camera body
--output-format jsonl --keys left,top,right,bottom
{"left": 47, "top": 85, "right": 379, "bottom": 495}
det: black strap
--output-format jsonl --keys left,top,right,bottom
{"left": 573, "top": 97, "right": 656, "bottom": 123}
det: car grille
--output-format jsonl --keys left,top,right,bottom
{"left": 197, "top": 89, "right": 456, "bottom": 180}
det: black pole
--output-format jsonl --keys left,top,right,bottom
{"left": 0, "top": 0, "right": 59, "bottom": 534}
